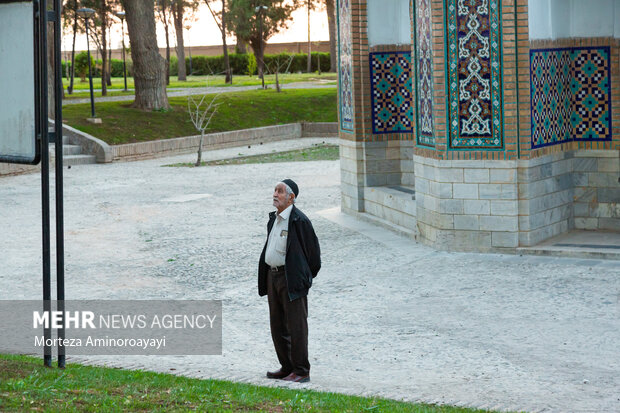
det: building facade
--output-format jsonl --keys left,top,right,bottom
{"left": 337, "top": 0, "right": 620, "bottom": 251}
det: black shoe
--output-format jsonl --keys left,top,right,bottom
{"left": 282, "top": 372, "right": 310, "bottom": 383}
{"left": 266, "top": 368, "right": 291, "bottom": 379}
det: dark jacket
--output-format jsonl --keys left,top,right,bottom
{"left": 258, "top": 205, "right": 321, "bottom": 301}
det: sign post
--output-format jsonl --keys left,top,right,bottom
{"left": 0, "top": 0, "right": 65, "bottom": 368}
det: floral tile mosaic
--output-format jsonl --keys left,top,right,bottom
{"left": 337, "top": 0, "right": 354, "bottom": 132}
{"left": 446, "top": 0, "right": 503, "bottom": 150}
{"left": 415, "top": 0, "right": 435, "bottom": 147}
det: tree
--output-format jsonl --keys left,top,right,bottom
{"left": 156, "top": 0, "right": 174, "bottom": 85}
{"left": 61, "top": 0, "right": 81, "bottom": 94}
{"left": 225, "top": 0, "right": 300, "bottom": 80}
{"left": 81, "top": 0, "right": 115, "bottom": 96}
{"left": 121, "top": 0, "right": 170, "bottom": 110}
{"left": 171, "top": 0, "right": 198, "bottom": 81}
{"left": 205, "top": 0, "right": 232, "bottom": 83}
{"left": 325, "top": 0, "right": 336, "bottom": 72}
{"left": 265, "top": 53, "right": 294, "bottom": 92}
{"left": 187, "top": 91, "right": 220, "bottom": 166}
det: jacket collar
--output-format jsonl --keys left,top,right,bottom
{"left": 270, "top": 205, "right": 299, "bottom": 222}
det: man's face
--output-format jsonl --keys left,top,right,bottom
{"left": 273, "top": 183, "right": 293, "bottom": 212}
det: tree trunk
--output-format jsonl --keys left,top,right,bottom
{"left": 173, "top": 1, "right": 186, "bottom": 81}
{"left": 68, "top": 15, "right": 77, "bottom": 94}
{"left": 107, "top": 26, "right": 112, "bottom": 86}
{"left": 101, "top": 13, "right": 108, "bottom": 96}
{"left": 222, "top": 0, "right": 231, "bottom": 83}
{"left": 326, "top": 0, "right": 336, "bottom": 72}
{"left": 251, "top": 38, "right": 265, "bottom": 79}
{"left": 195, "top": 131, "right": 203, "bottom": 166}
{"left": 121, "top": 0, "right": 170, "bottom": 110}
{"left": 235, "top": 38, "right": 247, "bottom": 54}
{"left": 164, "top": 18, "right": 170, "bottom": 85}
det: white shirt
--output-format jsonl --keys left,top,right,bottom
{"left": 264, "top": 205, "right": 293, "bottom": 267}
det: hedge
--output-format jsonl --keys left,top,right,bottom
{"left": 62, "top": 57, "right": 133, "bottom": 78}
{"left": 61, "top": 51, "right": 331, "bottom": 79}
{"left": 170, "top": 52, "right": 331, "bottom": 76}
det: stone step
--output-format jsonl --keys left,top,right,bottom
{"left": 62, "top": 144, "right": 83, "bottom": 156}
{"left": 63, "top": 154, "right": 97, "bottom": 166}
{"left": 48, "top": 143, "right": 87, "bottom": 157}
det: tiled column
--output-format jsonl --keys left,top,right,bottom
{"left": 413, "top": 0, "right": 525, "bottom": 250}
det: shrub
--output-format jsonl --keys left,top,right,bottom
{"left": 74, "top": 51, "right": 94, "bottom": 81}
{"left": 246, "top": 53, "right": 257, "bottom": 76}
{"left": 165, "top": 51, "right": 332, "bottom": 77}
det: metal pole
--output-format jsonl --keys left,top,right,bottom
{"left": 53, "top": 0, "right": 66, "bottom": 369}
{"left": 307, "top": 0, "right": 311, "bottom": 73}
{"left": 39, "top": 0, "right": 52, "bottom": 368}
{"left": 85, "top": 17, "right": 95, "bottom": 117}
{"left": 259, "top": 10, "right": 264, "bottom": 89}
{"left": 121, "top": 17, "right": 127, "bottom": 91}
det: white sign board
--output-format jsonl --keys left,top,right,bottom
{"left": 0, "top": 1, "right": 37, "bottom": 164}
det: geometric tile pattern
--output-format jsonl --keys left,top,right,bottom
{"left": 571, "top": 48, "right": 612, "bottom": 141}
{"left": 530, "top": 49, "right": 573, "bottom": 147}
{"left": 337, "top": 0, "right": 354, "bottom": 132}
{"left": 446, "top": 0, "right": 503, "bottom": 150}
{"left": 414, "top": 0, "right": 434, "bottom": 146}
{"left": 369, "top": 52, "right": 414, "bottom": 134}
{"left": 530, "top": 47, "right": 612, "bottom": 149}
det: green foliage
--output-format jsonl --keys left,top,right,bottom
{"left": 110, "top": 59, "right": 131, "bottom": 78}
{"left": 63, "top": 88, "right": 337, "bottom": 144}
{"left": 74, "top": 51, "right": 94, "bottom": 80}
{"left": 62, "top": 56, "right": 132, "bottom": 79}
{"left": 246, "top": 53, "right": 257, "bottom": 76}
{"left": 166, "top": 52, "right": 332, "bottom": 77}
{"left": 225, "top": 0, "right": 299, "bottom": 52}
{"left": 0, "top": 354, "right": 484, "bottom": 412}
{"left": 170, "top": 144, "right": 340, "bottom": 167}
{"left": 264, "top": 52, "right": 331, "bottom": 74}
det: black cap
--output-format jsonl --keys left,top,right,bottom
{"left": 282, "top": 179, "right": 299, "bottom": 198}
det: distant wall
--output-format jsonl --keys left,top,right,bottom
{"left": 68, "top": 41, "right": 332, "bottom": 61}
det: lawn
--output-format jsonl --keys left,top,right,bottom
{"left": 62, "top": 88, "right": 337, "bottom": 145}
{"left": 166, "top": 144, "right": 340, "bottom": 167}
{"left": 63, "top": 73, "right": 337, "bottom": 99}
{"left": 0, "top": 354, "right": 492, "bottom": 412}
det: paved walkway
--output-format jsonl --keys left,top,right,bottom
{"left": 1, "top": 139, "right": 619, "bottom": 413}
{"left": 63, "top": 82, "right": 337, "bottom": 105}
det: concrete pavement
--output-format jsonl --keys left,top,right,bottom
{"left": 0, "top": 139, "right": 618, "bottom": 413}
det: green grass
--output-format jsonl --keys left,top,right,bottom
{"left": 0, "top": 354, "right": 492, "bottom": 412}
{"left": 62, "top": 88, "right": 337, "bottom": 145}
{"left": 63, "top": 73, "right": 337, "bottom": 99}
{"left": 166, "top": 144, "right": 339, "bottom": 167}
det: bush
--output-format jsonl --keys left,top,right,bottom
{"left": 167, "top": 51, "right": 332, "bottom": 77}
{"left": 74, "top": 51, "right": 94, "bottom": 80}
{"left": 246, "top": 53, "right": 257, "bottom": 76}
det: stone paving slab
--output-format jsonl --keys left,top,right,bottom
{"left": 0, "top": 147, "right": 619, "bottom": 413}
{"left": 519, "top": 230, "right": 620, "bottom": 260}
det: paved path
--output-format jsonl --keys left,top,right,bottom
{"left": 1, "top": 139, "right": 619, "bottom": 413}
{"left": 63, "top": 82, "right": 337, "bottom": 105}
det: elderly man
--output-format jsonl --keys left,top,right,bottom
{"left": 258, "top": 179, "right": 321, "bottom": 383}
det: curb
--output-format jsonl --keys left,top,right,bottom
{"left": 111, "top": 122, "right": 338, "bottom": 162}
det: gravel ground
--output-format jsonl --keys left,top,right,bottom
{"left": 1, "top": 139, "right": 619, "bottom": 413}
